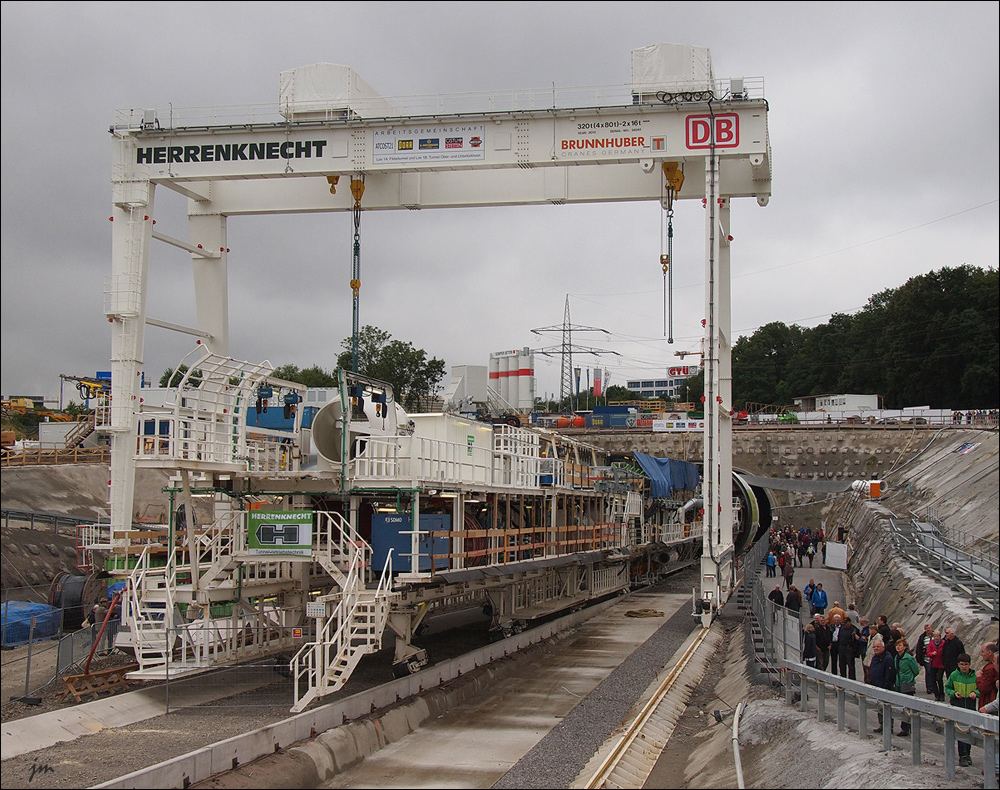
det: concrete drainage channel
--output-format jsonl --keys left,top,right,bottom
{"left": 578, "top": 624, "right": 724, "bottom": 788}
{"left": 94, "top": 594, "right": 628, "bottom": 790}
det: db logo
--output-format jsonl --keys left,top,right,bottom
{"left": 685, "top": 114, "right": 739, "bottom": 149}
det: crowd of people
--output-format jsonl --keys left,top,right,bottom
{"left": 766, "top": 525, "right": 825, "bottom": 588}
{"left": 951, "top": 409, "right": 999, "bottom": 427}
{"left": 799, "top": 607, "right": 998, "bottom": 768}
{"left": 763, "top": 526, "right": 997, "bottom": 771}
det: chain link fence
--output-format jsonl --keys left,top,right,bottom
{"left": 162, "top": 624, "right": 299, "bottom": 712}
{"left": 2, "top": 617, "right": 121, "bottom": 703}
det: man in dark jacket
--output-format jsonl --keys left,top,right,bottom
{"left": 802, "top": 623, "right": 818, "bottom": 667}
{"left": 838, "top": 616, "right": 860, "bottom": 680}
{"left": 877, "top": 615, "right": 892, "bottom": 646}
{"left": 829, "top": 615, "right": 844, "bottom": 677}
{"left": 868, "top": 639, "right": 896, "bottom": 733}
{"left": 942, "top": 627, "right": 966, "bottom": 677}
{"left": 785, "top": 585, "right": 802, "bottom": 622}
{"left": 813, "top": 614, "right": 832, "bottom": 672}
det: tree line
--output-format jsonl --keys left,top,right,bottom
{"left": 727, "top": 265, "right": 997, "bottom": 410}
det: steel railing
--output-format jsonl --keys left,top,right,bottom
{"left": 889, "top": 517, "right": 999, "bottom": 616}
{"left": 780, "top": 661, "right": 998, "bottom": 787}
{"left": 745, "top": 548, "right": 999, "bottom": 787}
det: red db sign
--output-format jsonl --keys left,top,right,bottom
{"left": 686, "top": 114, "right": 739, "bottom": 149}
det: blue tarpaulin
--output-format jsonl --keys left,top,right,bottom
{"left": 107, "top": 581, "right": 128, "bottom": 599}
{"left": 1, "top": 601, "right": 62, "bottom": 647}
{"left": 632, "top": 452, "right": 700, "bottom": 498}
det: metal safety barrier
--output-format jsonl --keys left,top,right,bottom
{"left": 745, "top": 547, "right": 999, "bottom": 788}
{"left": 889, "top": 516, "right": 999, "bottom": 616}
{"left": 781, "top": 660, "right": 998, "bottom": 788}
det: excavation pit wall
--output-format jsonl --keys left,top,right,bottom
{"left": 844, "top": 500, "right": 998, "bottom": 654}
{"left": 588, "top": 426, "right": 971, "bottom": 529}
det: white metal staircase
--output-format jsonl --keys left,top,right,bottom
{"left": 123, "top": 509, "right": 299, "bottom": 679}
{"left": 123, "top": 546, "right": 176, "bottom": 673}
{"left": 291, "top": 514, "right": 397, "bottom": 712}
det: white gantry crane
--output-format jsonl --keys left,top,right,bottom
{"left": 103, "top": 42, "right": 771, "bottom": 703}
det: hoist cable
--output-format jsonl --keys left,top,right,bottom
{"left": 350, "top": 177, "right": 365, "bottom": 373}
{"left": 667, "top": 200, "right": 674, "bottom": 344}
{"left": 662, "top": 187, "right": 675, "bottom": 343}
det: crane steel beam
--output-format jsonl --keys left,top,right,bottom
{"left": 112, "top": 102, "right": 771, "bottom": 215}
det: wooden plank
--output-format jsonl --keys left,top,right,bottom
{"left": 110, "top": 545, "right": 169, "bottom": 555}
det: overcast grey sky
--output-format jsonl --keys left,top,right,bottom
{"left": 2, "top": 2, "right": 997, "bottom": 405}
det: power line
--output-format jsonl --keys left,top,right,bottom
{"left": 569, "top": 199, "right": 999, "bottom": 300}
{"left": 733, "top": 199, "right": 999, "bottom": 281}
{"left": 532, "top": 295, "right": 617, "bottom": 408}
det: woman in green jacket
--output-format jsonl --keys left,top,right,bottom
{"left": 894, "top": 638, "right": 920, "bottom": 735}
{"left": 945, "top": 653, "right": 979, "bottom": 766}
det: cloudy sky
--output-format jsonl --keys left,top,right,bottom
{"left": 2, "top": 2, "right": 997, "bottom": 406}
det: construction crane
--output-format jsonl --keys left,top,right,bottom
{"left": 60, "top": 374, "right": 111, "bottom": 405}
{"left": 673, "top": 337, "right": 705, "bottom": 362}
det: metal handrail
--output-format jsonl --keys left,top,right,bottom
{"left": 895, "top": 522, "right": 999, "bottom": 583}
{"left": 888, "top": 518, "right": 999, "bottom": 615}
{"left": 112, "top": 77, "right": 768, "bottom": 132}
{"left": 781, "top": 660, "right": 999, "bottom": 786}
{"left": 746, "top": 550, "right": 999, "bottom": 787}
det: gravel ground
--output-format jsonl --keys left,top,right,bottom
{"left": 2, "top": 651, "right": 139, "bottom": 725}
{"left": 0, "top": 677, "right": 294, "bottom": 788}
{"left": 0, "top": 609, "right": 495, "bottom": 789}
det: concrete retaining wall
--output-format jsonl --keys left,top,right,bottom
{"left": 94, "top": 595, "right": 621, "bottom": 789}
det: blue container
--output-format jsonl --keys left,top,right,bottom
{"left": 243, "top": 404, "right": 296, "bottom": 431}
{"left": 609, "top": 414, "right": 630, "bottom": 428}
{"left": 371, "top": 514, "right": 451, "bottom": 573}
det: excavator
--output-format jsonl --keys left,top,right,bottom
{"left": 60, "top": 373, "right": 111, "bottom": 401}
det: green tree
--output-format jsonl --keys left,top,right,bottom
{"left": 728, "top": 265, "right": 998, "bottom": 410}
{"left": 271, "top": 364, "right": 301, "bottom": 382}
{"left": 604, "top": 385, "right": 639, "bottom": 403}
{"left": 784, "top": 313, "right": 855, "bottom": 399}
{"left": 837, "top": 293, "right": 889, "bottom": 397}
{"left": 296, "top": 366, "right": 338, "bottom": 388}
{"left": 877, "top": 265, "right": 998, "bottom": 407}
{"left": 731, "top": 322, "right": 804, "bottom": 408}
{"left": 338, "top": 326, "right": 393, "bottom": 374}
{"left": 159, "top": 365, "right": 202, "bottom": 388}
{"left": 263, "top": 364, "right": 338, "bottom": 388}
{"left": 337, "top": 326, "right": 446, "bottom": 412}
